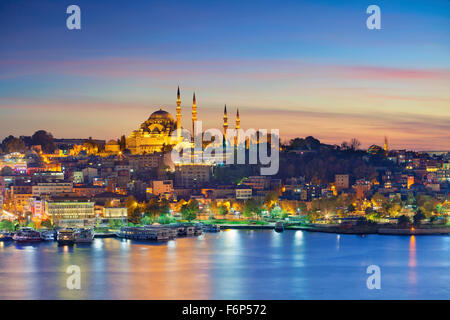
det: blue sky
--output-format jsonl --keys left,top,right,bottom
{"left": 0, "top": 0, "right": 449, "bottom": 150}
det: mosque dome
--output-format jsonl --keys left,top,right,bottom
{"left": 368, "top": 145, "right": 382, "bottom": 154}
{"left": 140, "top": 108, "right": 176, "bottom": 133}
{"left": 148, "top": 109, "right": 174, "bottom": 122}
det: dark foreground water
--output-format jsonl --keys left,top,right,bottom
{"left": 0, "top": 229, "right": 448, "bottom": 299}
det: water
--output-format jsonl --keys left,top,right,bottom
{"left": 0, "top": 229, "right": 448, "bottom": 299}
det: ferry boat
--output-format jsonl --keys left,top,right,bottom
{"left": 118, "top": 226, "right": 170, "bottom": 241}
{"left": 275, "top": 221, "right": 285, "bottom": 232}
{"left": 0, "top": 231, "right": 14, "bottom": 241}
{"left": 13, "top": 228, "right": 42, "bottom": 242}
{"left": 74, "top": 228, "right": 94, "bottom": 244}
{"left": 41, "top": 230, "right": 56, "bottom": 241}
{"left": 57, "top": 228, "right": 76, "bottom": 245}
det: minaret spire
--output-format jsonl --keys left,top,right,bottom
{"left": 176, "top": 86, "right": 181, "bottom": 139}
{"left": 192, "top": 92, "right": 197, "bottom": 137}
{"left": 223, "top": 104, "right": 228, "bottom": 143}
{"left": 235, "top": 108, "right": 240, "bottom": 146}
{"left": 384, "top": 136, "right": 388, "bottom": 156}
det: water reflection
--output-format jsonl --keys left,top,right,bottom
{"left": 408, "top": 235, "right": 417, "bottom": 286}
{"left": 0, "top": 232, "right": 448, "bottom": 299}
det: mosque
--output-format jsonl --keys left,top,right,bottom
{"left": 125, "top": 87, "right": 241, "bottom": 155}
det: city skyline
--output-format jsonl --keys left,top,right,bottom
{"left": 0, "top": 0, "right": 449, "bottom": 150}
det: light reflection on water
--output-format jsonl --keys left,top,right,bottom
{"left": 0, "top": 230, "right": 448, "bottom": 300}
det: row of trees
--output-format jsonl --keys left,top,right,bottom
{"left": 1, "top": 130, "right": 56, "bottom": 154}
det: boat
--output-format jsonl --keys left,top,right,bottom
{"left": 194, "top": 225, "right": 203, "bottom": 236}
{"left": 275, "top": 221, "right": 285, "bottom": 232}
{"left": 13, "top": 228, "right": 42, "bottom": 242}
{"left": 74, "top": 228, "right": 94, "bottom": 243}
{"left": 172, "top": 224, "right": 195, "bottom": 237}
{"left": 41, "top": 230, "right": 56, "bottom": 241}
{"left": 57, "top": 228, "right": 75, "bottom": 245}
{"left": 167, "top": 228, "right": 178, "bottom": 239}
{"left": 118, "top": 226, "right": 170, "bottom": 241}
{"left": 0, "top": 231, "right": 14, "bottom": 241}
{"left": 203, "top": 224, "right": 220, "bottom": 232}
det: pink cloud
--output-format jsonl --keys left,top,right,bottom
{"left": 336, "top": 65, "right": 450, "bottom": 80}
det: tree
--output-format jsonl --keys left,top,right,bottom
{"left": 2, "top": 135, "right": 25, "bottom": 153}
{"left": 219, "top": 204, "right": 228, "bottom": 216}
{"left": 413, "top": 211, "right": 426, "bottom": 226}
{"left": 0, "top": 220, "right": 15, "bottom": 231}
{"left": 371, "top": 193, "right": 387, "bottom": 209}
{"left": 264, "top": 191, "right": 278, "bottom": 210}
{"left": 125, "top": 196, "right": 138, "bottom": 210}
{"left": 146, "top": 197, "right": 170, "bottom": 217}
{"left": 243, "top": 198, "right": 262, "bottom": 219}
{"left": 181, "top": 200, "right": 199, "bottom": 221}
{"left": 125, "top": 196, "right": 141, "bottom": 224}
{"left": 118, "top": 135, "right": 126, "bottom": 151}
{"left": 141, "top": 215, "right": 153, "bottom": 226}
{"left": 158, "top": 214, "right": 176, "bottom": 225}
{"left": 349, "top": 138, "right": 361, "bottom": 150}
{"left": 41, "top": 219, "right": 53, "bottom": 229}
{"left": 31, "top": 130, "right": 56, "bottom": 153}
{"left": 270, "top": 206, "right": 284, "bottom": 219}
{"left": 397, "top": 215, "right": 411, "bottom": 228}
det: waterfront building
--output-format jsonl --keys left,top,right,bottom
{"left": 45, "top": 197, "right": 95, "bottom": 227}
{"left": 99, "top": 207, "right": 128, "bottom": 226}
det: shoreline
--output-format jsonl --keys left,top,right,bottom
{"left": 216, "top": 223, "right": 450, "bottom": 236}
{"left": 85, "top": 224, "right": 450, "bottom": 238}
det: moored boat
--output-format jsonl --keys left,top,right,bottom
{"left": 41, "top": 230, "right": 56, "bottom": 241}
{"left": 194, "top": 225, "right": 203, "bottom": 236}
{"left": 275, "top": 221, "right": 285, "bottom": 232}
{"left": 13, "top": 228, "right": 42, "bottom": 242}
{"left": 203, "top": 224, "right": 220, "bottom": 232}
{"left": 118, "top": 226, "right": 170, "bottom": 241}
{"left": 172, "top": 224, "right": 195, "bottom": 236}
{"left": 57, "top": 228, "right": 75, "bottom": 245}
{"left": 74, "top": 228, "right": 94, "bottom": 243}
{"left": 0, "top": 231, "right": 14, "bottom": 241}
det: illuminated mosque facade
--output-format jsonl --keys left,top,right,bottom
{"left": 126, "top": 87, "right": 241, "bottom": 155}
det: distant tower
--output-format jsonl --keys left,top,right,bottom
{"left": 235, "top": 108, "right": 240, "bottom": 145}
{"left": 176, "top": 86, "right": 181, "bottom": 139}
{"left": 192, "top": 92, "right": 197, "bottom": 137}
{"left": 384, "top": 136, "right": 388, "bottom": 156}
{"left": 223, "top": 105, "right": 228, "bottom": 143}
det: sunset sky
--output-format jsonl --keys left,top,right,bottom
{"left": 0, "top": 0, "right": 449, "bottom": 150}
